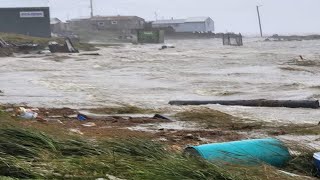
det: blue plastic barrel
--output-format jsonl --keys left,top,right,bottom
{"left": 313, "top": 152, "right": 320, "bottom": 175}
{"left": 185, "top": 138, "right": 291, "bottom": 167}
{"left": 77, "top": 114, "right": 88, "bottom": 121}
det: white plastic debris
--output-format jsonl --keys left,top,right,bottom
{"left": 106, "top": 174, "right": 126, "bottom": 180}
{"left": 18, "top": 107, "right": 38, "bottom": 120}
{"left": 82, "top": 122, "right": 96, "bottom": 127}
{"left": 69, "top": 128, "right": 84, "bottom": 135}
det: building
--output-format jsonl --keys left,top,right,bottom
{"left": 0, "top": 1, "right": 50, "bottom": 37}
{"left": 152, "top": 17, "right": 215, "bottom": 33}
{"left": 67, "top": 16, "right": 145, "bottom": 32}
{"left": 51, "top": 18, "right": 63, "bottom": 33}
{"left": 50, "top": 18, "right": 70, "bottom": 34}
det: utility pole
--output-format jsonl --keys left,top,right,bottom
{"left": 256, "top": 5, "right": 263, "bottom": 37}
{"left": 154, "top": 12, "right": 158, "bottom": 21}
{"left": 90, "top": 0, "right": 94, "bottom": 18}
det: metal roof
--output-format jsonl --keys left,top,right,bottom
{"left": 50, "top": 18, "right": 62, "bottom": 25}
{"left": 90, "top": 16, "right": 144, "bottom": 21}
{"left": 152, "top": 17, "right": 211, "bottom": 25}
{"left": 0, "top": 0, "right": 49, "bottom": 8}
{"left": 185, "top": 17, "right": 210, "bottom": 23}
{"left": 68, "top": 16, "right": 145, "bottom": 22}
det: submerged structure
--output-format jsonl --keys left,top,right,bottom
{"left": 137, "top": 29, "right": 164, "bottom": 44}
{"left": 222, "top": 33, "right": 243, "bottom": 46}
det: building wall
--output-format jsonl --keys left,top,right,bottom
{"left": 152, "top": 19, "right": 215, "bottom": 32}
{"left": 154, "top": 22, "right": 206, "bottom": 32}
{"left": 0, "top": 7, "right": 50, "bottom": 37}
{"left": 92, "top": 19, "right": 144, "bottom": 31}
{"left": 153, "top": 23, "right": 179, "bottom": 28}
{"left": 174, "top": 22, "right": 206, "bottom": 32}
{"left": 67, "top": 19, "right": 92, "bottom": 31}
{"left": 51, "top": 23, "right": 69, "bottom": 34}
{"left": 67, "top": 18, "right": 144, "bottom": 33}
{"left": 205, "top": 18, "right": 215, "bottom": 32}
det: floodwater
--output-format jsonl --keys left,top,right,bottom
{"left": 1, "top": 38, "right": 320, "bottom": 124}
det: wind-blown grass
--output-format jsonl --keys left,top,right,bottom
{"left": 0, "top": 128, "right": 56, "bottom": 158}
{"left": 0, "top": 130, "right": 307, "bottom": 179}
{"left": 284, "top": 142, "right": 318, "bottom": 177}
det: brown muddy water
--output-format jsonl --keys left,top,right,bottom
{"left": 1, "top": 38, "right": 320, "bottom": 124}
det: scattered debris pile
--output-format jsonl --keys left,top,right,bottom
{"left": 14, "top": 43, "right": 40, "bottom": 53}
{"left": 49, "top": 38, "right": 79, "bottom": 53}
{"left": 0, "top": 38, "right": 10, "bottom": 47}
{"left": 265, "top": 34, "right": 320, "bottom": 42}
{"left": 0, "top": 38, "right": 13, "bottom": 57}
{"left": 0, "top": 38, "right": 41, "bottom": 55}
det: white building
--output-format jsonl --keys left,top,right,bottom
{"left": 152, "top": 17, "right": 215, "bottom": 33}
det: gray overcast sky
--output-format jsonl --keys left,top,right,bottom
{"left": 48, "top": 0, "right": 319, "bottom": 35}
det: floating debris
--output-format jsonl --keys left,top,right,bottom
{"left": 159, "top": 44, "right": 175, "bottom": 50}
{"left": 169, "top": 99, "right": 320, "bottom": 109}
{"left": 153, "top": 114, "right": 173, "bottom": 121}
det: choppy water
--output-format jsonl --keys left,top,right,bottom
{"left": 1, "top": 38, "right": 320, "bottom": 123}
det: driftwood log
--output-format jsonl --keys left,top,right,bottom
{"left": 169, "top": 99, "right": 319, "bottom": 109}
